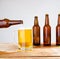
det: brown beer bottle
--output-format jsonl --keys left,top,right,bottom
{"left": 0, "top": 18, "right": 23, "bottom": 28}
{"left": 43, "top": 14, "right": 51, "bottom": 46}
{"left": 56, "top": 14, "right": 60, "bottom": 46}
{"left": 33, "top": 16, "right": 40, "bottom": 46}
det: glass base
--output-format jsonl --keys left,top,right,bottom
{"left": 18, "top": 45, "right": 32, "bottom": 51}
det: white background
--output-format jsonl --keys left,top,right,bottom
{"left": 0, "top": 0, "right": 60, "bottom": 44}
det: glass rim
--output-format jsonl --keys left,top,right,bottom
{"left": 18, "top": 27, "right": 32, "bottom": 30}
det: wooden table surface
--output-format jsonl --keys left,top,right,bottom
{"left": 0, "top": 43, "right": 60, "bottom": 59}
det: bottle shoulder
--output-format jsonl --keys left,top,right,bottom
{"left": 43, "top": 25, "right": 51, "bottom": 30}
{"left": 33, "top": 25, "right": 40, "bottom": 28}
{"left": 44, "top": 25, "right": 51, "bottom": 28}
{"left": 56, "top": 25, "right": 60, "bottom": 27}
{"left": 33, "top": 25, "right": 40, "bottom": 30}
{"left": 56, "top": 25, "right": 60, "bottom": 29}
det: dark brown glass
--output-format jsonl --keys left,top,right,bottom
{"left": 43, "top": 14, "right": 51, "bottom": 46}
{"left": 56, "top": 14, "right": 60, "bottom": 46}
{"left": 33, "top": 16, "right": 40, "bottom": 46}
{"left": 0, "top": 18, "right": 23, "bottom": 28}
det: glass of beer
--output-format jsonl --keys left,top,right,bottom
{"left": 18, "top": 27, "right": 32, "bottom": 50}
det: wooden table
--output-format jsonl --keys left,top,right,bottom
{"left": 0, "top": 43, "right": 60, "bottom": 59}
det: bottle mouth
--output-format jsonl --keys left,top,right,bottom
{"left": 34, "top": 16, "right": 38, "bottom": 18}
{"left": 19, "top": 20, "right": 23, "bottom": 24}
{"left": 45, "top": 14, "right": 49, "bottom": 16}
{"left": 58, "top": 14, "right": 60, "bottom": 16}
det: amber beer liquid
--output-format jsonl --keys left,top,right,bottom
{"left": 18, "top": 29, "right": 32, "bottom": 50}
{"left": 0, "top": 18, "right": 23, "bottom": 28}
{"left": 56, "top": 14, "right": 60, "bottom": 46}
{"left": 43, "top": 14, "right": 51, "bottom": 46}
{"left": 33, "top": 16, "right": 40, "bottom": 46}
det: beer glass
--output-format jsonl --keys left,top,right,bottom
{"left": 18, "top": 27, "right": 32, "bottom": 50}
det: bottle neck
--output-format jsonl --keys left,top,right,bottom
{"left": 45, "top": 14, "right": 49, "bottom": 25}
{"left": 58, "top": 14, "right": 60, "bottom": 25}
{"left": 9, "top": 20, "right": 23, "bottom": 25}
{"left": 34, "top": 16, "right": 39, "bottom": 26}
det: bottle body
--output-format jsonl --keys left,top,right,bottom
{"left": 0, "top": 20, "right": 9, "bottom": 28}
{"left": 33, "top": 25, "right": 40, "bottom": 46}
{"left": 43, "top": 25, "right": 51, "bottom": 46}
{"left": 0, "top": 19, "right": 23, "bottom": 28}
{"left": 56, "top": 25, "right": 60, "bottom": 45}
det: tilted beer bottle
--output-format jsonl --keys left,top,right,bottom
{"left": 56, "top": 14, "right": 60, "bottom": 46}
{"left": 33, "top": 16, "right": 40, "bottom": 46}
{"left": 43, "top": 14, "right": 51, "bottom": 46}
{"left": 0, "top": 18, "right": 23, "bottom": 28}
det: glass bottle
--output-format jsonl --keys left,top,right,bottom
{"left": 0, "top": 18, "right": 23, "bottom": 28}
{"left": 33, "top": 16, "right": 40, "bottom": 46}
{"left": 56, "top": 14, "right": 60, "bottom": 46}
{"left": 43, "top": 14, "right": 51, "bottom": 46}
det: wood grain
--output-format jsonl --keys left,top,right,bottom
{"left": 0, "top": 43, "right": 60, "bottom": 58}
